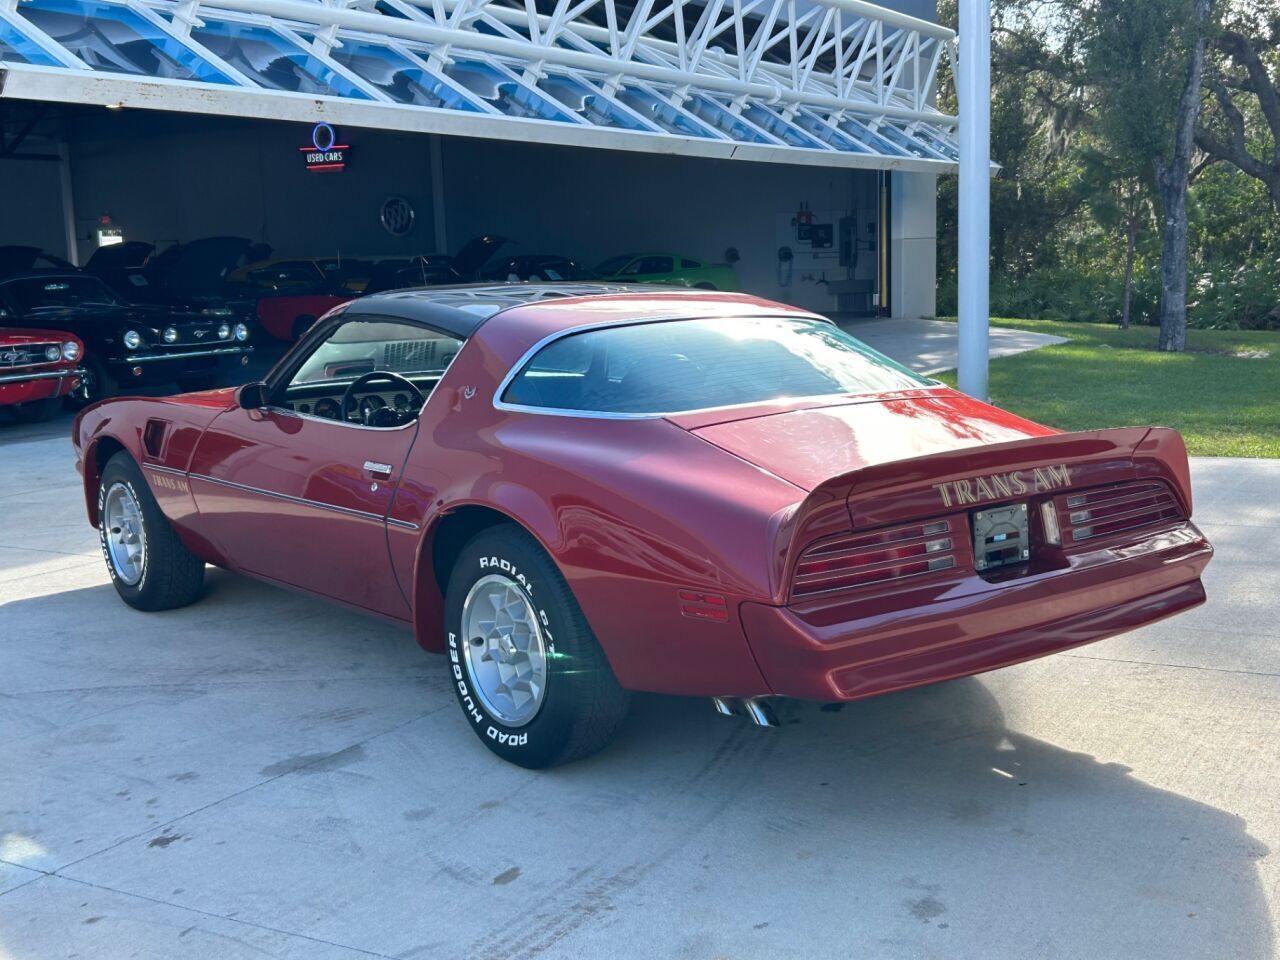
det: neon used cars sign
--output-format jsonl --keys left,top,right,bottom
{"left": 300, "top": 123, "right": 349, "bottom": 173}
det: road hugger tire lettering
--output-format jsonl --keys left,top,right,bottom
{"left": 444, "top": 523, "right": 630, "bottom": 768}
{"left": 98, "top": 452, "right": 205, "bottom": 611}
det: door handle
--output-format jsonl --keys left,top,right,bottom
{"left": 363, "top": 460, "right": 394, "bottom": 480}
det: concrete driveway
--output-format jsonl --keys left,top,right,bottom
{"left": 838, "top": 316, "right": 1071, "bottom": 375}
{"left": 0, "top": 421, "right": 1276, "bottom": 960}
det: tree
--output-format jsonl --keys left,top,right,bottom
{"left": 1155, "top": 0, "right": 1215, "bottom": 351}
{"left": 1195, "top": 6, "right": 1280, "bottom": 210}
{"left": 1083, "top": 0, "right": 1217, "bottom": 351}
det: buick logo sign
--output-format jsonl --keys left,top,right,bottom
{"left": 380, "top": 195, "right": 416, "bottom": 238}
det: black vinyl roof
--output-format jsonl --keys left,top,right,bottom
{"left": 347, "top": 282, "right": 679, "bottom": 338}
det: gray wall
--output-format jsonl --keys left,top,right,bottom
{"left": 0, "top": 158, "right": 70, "bottom": 259}
{"left": 891, "top": 171, "right": 938, "bottom": 318}
{"left": 440, "top": 138, "right": 880, "bottom": 312}
{"left": 63, "top": 112, "right": 439, "bottom": 263}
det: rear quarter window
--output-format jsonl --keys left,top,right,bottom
{"left": 501, "top": 316, "right": 932, "bottom": 415}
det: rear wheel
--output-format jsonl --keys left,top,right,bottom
{"left": 9, "top": 397, "right": 60, "bottom": 423}
{"left": 98, "top": 453, "right": 205, "bottom": 611}
{"left": 444, "top": 524, "right": 630, "bottom": 768}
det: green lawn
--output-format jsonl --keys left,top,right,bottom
{"left": 931, "top": 318, "right": 1280, "bottom": 458}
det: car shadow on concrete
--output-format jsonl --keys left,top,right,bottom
{"left": 587, "top": 683, "right": 1273, "bottom": 957}
{"left": 3, "top": 572, "right": 1272, "bottom": 959}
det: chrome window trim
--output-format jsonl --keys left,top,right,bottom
{"left": 491, "top": 312, "right": 942, "bottom": 421}
{"left": 188, "top": 471, "right": 419, "bottom": 530}
{"left": 261, "top": 404, "right": 421, "bottom": 433}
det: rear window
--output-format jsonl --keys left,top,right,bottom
{"left": 501, "top": 316, "right": 932, "bottom": 415}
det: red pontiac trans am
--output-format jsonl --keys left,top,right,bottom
{"left": 1, "top": 327, "right": 83, "bottom": 421}
{"left": 72, "top": 285, "right": 1212, "bottom": 767}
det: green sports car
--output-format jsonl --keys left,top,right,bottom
{"left": 595, "top": 253, "right": 738, "bottom": 291}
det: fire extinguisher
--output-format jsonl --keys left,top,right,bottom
{"left": 794, "top": 202, "right": 814, "bottom": 226}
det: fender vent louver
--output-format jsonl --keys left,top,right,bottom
{"left": 142, "top": 419, "right": 169, "bottom": 459}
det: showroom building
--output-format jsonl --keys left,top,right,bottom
{"left": 0, "top": 0, "right": 957, "bottom": 318}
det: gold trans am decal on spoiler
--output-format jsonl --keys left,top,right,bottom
{"left": 933, "top": 464, "right": 1070, "bottom": 508}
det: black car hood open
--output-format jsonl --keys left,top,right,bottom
{"left": 451, "top": 234, "right": 510, "bottom": 278}
{"left": 159, "top": 237, "right": 251, "bottom": 297}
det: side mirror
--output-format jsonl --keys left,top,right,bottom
{"left": 237, "top": 381, "right": 269, "bottom": 410}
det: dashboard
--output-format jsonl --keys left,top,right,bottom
{"left": 281, "top": 375, "right": 441, "bottom": 427}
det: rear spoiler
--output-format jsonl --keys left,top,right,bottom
{"left": 773, "top": 427, "right": 1194, "bottom": 598}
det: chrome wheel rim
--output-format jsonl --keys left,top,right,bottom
{"left": 103, "top": 482, "right": 146, "bottom": 586}
{"left": 461, "top": 574, "right": 548, "bottom": 727}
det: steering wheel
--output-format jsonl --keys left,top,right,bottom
{"left": 339, "top": 371, "right": 426, "bottom": 426}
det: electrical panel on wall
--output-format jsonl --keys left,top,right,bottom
{"left": 774, "top": 203, "right": 854, "bottom": 309}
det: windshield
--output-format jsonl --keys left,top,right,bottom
{"left": 2, "top": 276, "right": 124, "bottom": 312}
{"left": 501, "top": 316, "right": 934, "bottom": 415}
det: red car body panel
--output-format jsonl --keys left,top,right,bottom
{"left": 0, "top": 327, "right": 83, "bottom": 406}
{"left": 255, "top": 294, "right": 350, "bottom": 341}
{"left": 71, "top": 290, "right": 1212, "bottom": 702}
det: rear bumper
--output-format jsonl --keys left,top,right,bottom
{"left": 740, "top": 523, "right": 1212, "bottom": 701}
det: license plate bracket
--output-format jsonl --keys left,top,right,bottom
{"left": 972, "top": 502, "right": 1030, "bottom": 571}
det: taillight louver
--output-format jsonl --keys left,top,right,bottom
{"left": 794, "top": 519, "right": 959, "bottom": 599}
{"left": 1058, "top": 481, "right": 1184, "bottom": 543}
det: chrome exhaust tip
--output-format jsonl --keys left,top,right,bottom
{"left": 741, "top": 697, "right": 779, "bottom": 728}
{"left": 711, "top": 696, "right": 738, "bottom": 717}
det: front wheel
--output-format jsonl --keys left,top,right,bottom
{"left": 98, "top": 453, "right": 205, "bottom": 611}
{"left": 444, "top": 524, "right": 630, "bottom": 768}
{"left": 69, "top": 358, "right": 116, "bottom": 409}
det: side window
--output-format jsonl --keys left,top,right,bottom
{"left": 282, "top": 317, "right": 463, "bottom": 427}
{"left": 681, "top": 258, "right": 700, "bottom": 268}
{"left": 640, "top": 256, "right": 673, "bottom": 274}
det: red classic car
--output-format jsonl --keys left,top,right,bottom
{"left": 1, "top": 327, "right": 83, "bottom": 421}
{"left": 72, "top": 286, "right": 1212, "bottom": 767}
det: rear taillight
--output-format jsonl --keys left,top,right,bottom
{"left": 1055, "top": 480, "right": 1184, "bottom": 544}
{"left": 793, "top": 519, "right": 961, "bottom": 600}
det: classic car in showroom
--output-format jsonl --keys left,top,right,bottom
{"left": 0, "top": 272, "right": 252, "bottom": 404}
{"left": 0, "top": 326, "right": 83, "bottom": 421}
{"left": 481, "top": 255, "right": 597, "bottom": 282}
{"left": 71, "top": 286, "right": 1212, "bottom": 767}
{"left": 595, "top": 253, "right": 738, "bottom": 290}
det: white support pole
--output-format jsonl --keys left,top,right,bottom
{"left": 956, "top": 0, "right": 990, "bottom": 400}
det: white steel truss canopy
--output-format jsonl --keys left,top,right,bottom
{"left": 0, "top": 0, "right": 959, "bottom": 171}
